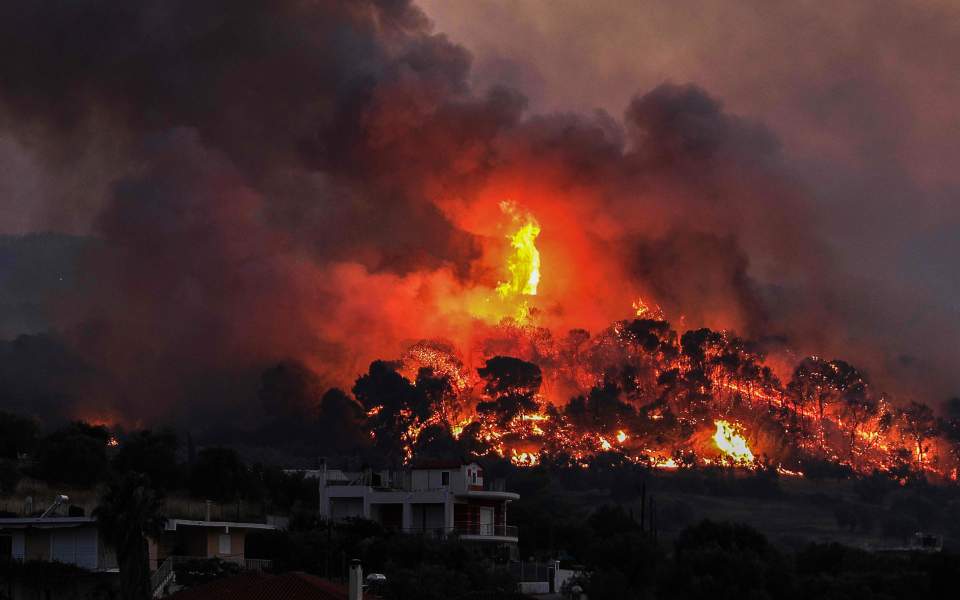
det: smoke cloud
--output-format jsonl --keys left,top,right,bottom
{"left": 0, "top": 0, "right": 953, "bottom": 433}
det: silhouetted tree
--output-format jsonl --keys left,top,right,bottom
{"left": 32, "top": 421, "right": 110, "bottom": 487}
{"left": 0, "top": 411, "right": 39, "bottom": 459}
{"left": 897, "top": 401, "right": 938, "bottom": 467}
{"left": 114, "top": 429, "right": 181, "bottom": 489}
{"left": 353, "top": 361, "right": 426, "bottom": 462}
{"left": 188, "top": 447, "right": 249, "bottom": 502}
{"left": 317, "top": 388, "right": 368, "bottom": 453}
{"left": 565, "top": 381, "right": 635, "bottom": 433}
{"left": 938, "top": 397, "right": 960, "bottom": 466}
{"left": 476, "top": 356, "right": 542, "bottom": 426}
{"left": 96, "top": 473, "right": 166, "bottom": 600}
{"left": 668, "top": 520, "right": 793, "bottom": 599}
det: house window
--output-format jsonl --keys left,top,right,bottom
{"left": 0, "top": 535, "right": 11, "bottom": 559}
{"left": 441, "top": 471, "right": 450, "bottom": 486}
{"left": 218, "top": 534, "right": 231, "bottom": 555}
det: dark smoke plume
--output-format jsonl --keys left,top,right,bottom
{"left": 0, "top": 0, "right": 947, "bottom": 436}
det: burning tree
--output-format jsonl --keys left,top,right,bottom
{"left": 327, "top": 205, "right": 960, "bottom": 481}
{"left": 476, "top": 356, "right": 543, "bottom": 427}
{"left": 897, "top": 401, "right": 938, "bottom": 468}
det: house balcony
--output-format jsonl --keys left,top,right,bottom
{"left": 402, "top": 522, "right": 518, "bottom": 543}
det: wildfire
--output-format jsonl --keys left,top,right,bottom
{"left": 357, "top": 199, "right": 956, "bottom": 482}
{"left": 490, "top": 202, "right": 542, "bottom": 323}
{"left": 651, "top": 456, "right": 679, "bottom": 470}
{"left": 712, "top": 420, "right": 755, "bottom": 466}
{"left": 632, "top": 297, "right": 663, "bottom": 320}
{"left": 511, "top": 449, "right": 540, "bottom": 466}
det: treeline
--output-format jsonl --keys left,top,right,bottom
{"left": 0, "top": 411, "right": 317, "bottom": 514}
{"left": 315, "top": 319, "right": 960, "bottom": 475}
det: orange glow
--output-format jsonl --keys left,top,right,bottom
{"left": 344, "top": 194, "right": 954, "bottom": 482}
{"left": 712, "top": 420, "right": 755, "bottom": 466}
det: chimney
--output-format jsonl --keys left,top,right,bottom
{"left": 348, "top": 558, "right": 363, "bottom": 600}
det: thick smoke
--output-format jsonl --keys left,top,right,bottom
{"left": 0, "top": 0, "right": 946, "bottom": 434}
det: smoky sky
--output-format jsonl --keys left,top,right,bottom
{"left": 422, "top": 0, "right": 960, "bottom": 401}
{"left": 0, "top": 0, "right": 956, "bottom": 428}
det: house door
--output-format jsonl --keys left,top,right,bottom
{"left": 479, "top": 507, "right": 494, "bottom": 536}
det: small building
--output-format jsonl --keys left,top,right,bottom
{"left": 0, "top": 512, "right": 277, "bottom": 599}
{"left": 0, "top": 516, "right": 117, "bottom": 570}
{"left": 0, "top": 516, "right": 119, "bottom": 599}
{"left": 308, "top": 461, "right": 519, "bottom": 555}
{"left": 149, "top": 518, "right": 278, "bottom": 571}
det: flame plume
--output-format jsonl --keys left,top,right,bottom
{"left": 712, "top": 420, "right": 755, "bottom": 466}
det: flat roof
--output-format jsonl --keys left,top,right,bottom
{"left": 0, "top": 517, "right": 96, "bottom": 528}
{"left": 164, "top": 518, "right": 278, "bottom": 531}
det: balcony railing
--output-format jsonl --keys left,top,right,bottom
{"left": 453, "top": 522, "right": 518, "bottom": 538}
{"left": 400, "top": 523, "right": 518, "bottom": 539}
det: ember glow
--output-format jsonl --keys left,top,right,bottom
{"left": 358, "top": 205, "right": 959, "bottom": 481}
{"left": 712, "top": 420, "right": 755, "bottom": 467}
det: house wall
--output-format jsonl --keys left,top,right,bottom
{"left": 409, "top": 464, "right": 483, "bottom": 492}
{"left": 24, "top": 530, "right": 49, "bottom": 561}
{"left": 411, "top": 469, "right": 451, "bottom": 490}
{"left": 204, "top": 529, "right": 246, "bottom": 559}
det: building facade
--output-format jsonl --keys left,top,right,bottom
{"left": 311, "top": 461, "right": 519, "bottom": 553}
{"left": 0, "top": 511, "right": 277, "bottom": 599}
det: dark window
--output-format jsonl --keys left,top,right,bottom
{"left": 441, "top": 471, "right": 450, "bottom": 486}
{"left": 0, "top": 536, "right": 11, "bottom": 559}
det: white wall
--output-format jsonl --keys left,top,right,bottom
{"left": 330, "top": 498, "right": 364, "bottom": 520}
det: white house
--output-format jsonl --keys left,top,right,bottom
{"left": 305, "top": 461, "right": 519, "bottom": 551}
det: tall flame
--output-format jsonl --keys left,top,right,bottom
{"left": 496, "top": 202, "right": 541, "bottom": 299}
{"left": 712, "top": 420, "right": 755, "bottom": 466}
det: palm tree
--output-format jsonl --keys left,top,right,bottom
{"left": 95, "top": 473, "right": 166, "bottom": 600}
